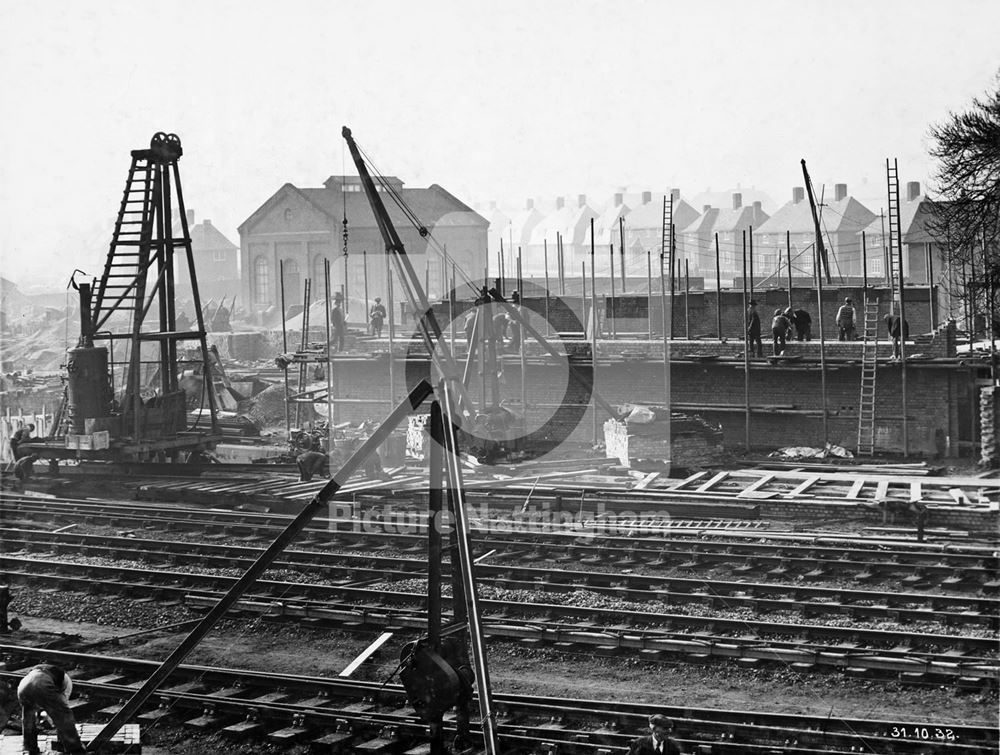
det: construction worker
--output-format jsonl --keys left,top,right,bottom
{"left": 331, "top": 300, "right": 346, "bottom": 352}
{"left": 12, "top": 454, "right": 38, "bottom": 491}
{"left": 627, "top": 714, "right": 681, "bottom": 755}
{"left": 17, "top": 663, "right": 86, "bottom": 754}
{"left": 745, "top": 300, "right": 763, "bottom": 358}
{"left": 792, "top": 305, "right": 812, "bottom": 341}
{"left": 369, "top": 297, "right": 386, "bottom": 337}
{"left": 771, "top": 308, "right": 791, "bottom": 356}
{"left": 884, "top": 314, "right": 909, "bottom": 359}
{"left": 9, "top": 423, "right": 34, "bottom": 460}
{"left": 836, "top": 297, "right": 856, "bottom": 341}
{"left": 296, "top": 450, "right": 329, "bottom": 482}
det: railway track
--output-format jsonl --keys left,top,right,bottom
{"left": 3, "top": 550, "right": 996, "bottom": 684}
{"left": 0, "top": 645, "right": 995, "bottom": 754}
{"left": 1, "top": 527, "right": 997, "bottom": 626}
{"left": 3, "top": 494, "right": 996, "bottom": 593}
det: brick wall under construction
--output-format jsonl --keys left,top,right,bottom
{"left": 326, "top": 351, "right": 972, "bottom": 458}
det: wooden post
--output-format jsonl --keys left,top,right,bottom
{"left": 668, "top": 222, "right": 676, "bottom": 340}
{"left": 748, "top": 225, "right": 755, "bottom": 301}
{"left": 609, "top": 243, "right": 617, "bottom": 339}
{"left": 619, "top": 216, "right": 627, "bottom": 293}
{"left": 558, "top": 233, "right": 566, "bottom": 296}
{"left": 786, "top": 231, "right": 793, "bottom": 310}
{"left": 660, "top": 250, "right": 668, "bottom": 402}
{"left": 590, "top": 219, "right": 598, "bottom": 445}
{"left": 815, "top": 229, "right": 830, "bottom": 446}
{"left": 684, "top": 259, "right": 691, "bottom": 340}
{"left": 362, "top": 250, "right": 370, "bottom": 331}
{"left": 927, "top": 243, "right": 936, "bottom": 331}
{"left": 646, "top": 249, "right": 653, "bottom": 341}
{"left": 543, "top": 238, "right": 551, "bottom": 335}
{"left": 715, "top": 233, "right": 723, "bottom": 339}
{"left": 279, "top": 259, "right": 290, "bottom": 436}
{"left": 741, "top": 231, "right": 751, "bottom": 453}
{"left": 862, "top": 231, "right": 869, "bottom": 291}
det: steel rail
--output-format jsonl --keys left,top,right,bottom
{"left": 2, "top": 530, "right": 995, "bottom": 617}
{"left": 0, "top": 646, "right": 994, "bottom": 753}
{"left": 3, "top": 494, "right": 995, "bottom": 564}
{"left": 3, "top": 557, "right": 996, "bottom": 665}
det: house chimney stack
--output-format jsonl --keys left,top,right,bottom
{"left": 614, "top": 192, "right": 623, "bottom": 207}
{"left": 578, "top": 194, "right": 587, "bottom": 208}
{"left": 670, "top": 188, "right": 681, "bottom": 202}
{"left": 556, "top": 196, "right": 565, "bottom": 210}
{"left": 641, "top": 190, "right": 652, "bottom": 204}
{"left": 732, "top": 193, "right": 742, "bottom": 210}
{"left": 204, "top": 219, "right": 212, "bottom": 227}
{"left": 906, "top": 181, "right": 921, "bottom": 201}
{"left": 702, "top": 204, "right": 712, "bottom": 213}
{"left": 752, "top": 201, "right": 762, "bottom": 221}
{"left": 489, "top": 200, "right": 497, "bottom": 210}
{"left": 834, "top": 183, "right": 848, "bottom": 201}
{"left": 792, "top": 187, "right": 805, "bottom": 204}
{"left": 526, "top": 198, "right": 534, "bottom": 210}
{"left": 186, "top": 209, "right": 195, "bottom": 226}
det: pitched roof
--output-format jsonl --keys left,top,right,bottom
{"left": 528, "top": 204, "right": 598, "bottom": 246}
{"left": 626, "top": 196, "right": 700, "bottom": 232}
{"left": 756, "top": 196, "right": 875, "bottom": 236}
{"left": 859, "top": 197, "right": 946, "bottom": 244}
{"left": 240, "top": 179, "right": 487, "bottom": 234}
{"left": 186, "top": 220, "right": 237, "bottom": 250}
{"left": 594, "top": 202, "right": 631, "bottom": 246}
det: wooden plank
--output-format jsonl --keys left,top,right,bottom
{"left": 634, "top": 472, "right": 660, "bottom": 490}
{"left": 339, "top": 632, "right": 394, "bottom": 677}
{"left": 909, "top": 482, "right": 923, "bottom": 503}
{"left": 845, "top": 479, "right": 866, "bottom": 499}
{"left": 874, "top": 480, "right": 890, "bottom": 500}
{"left": 737, "top": 473, "right": 775, "bottom": 499}
{"left": 782, "top": 476, "right": 819, "bottom": 498}
{"left": 668, "top": 470, "right": 708, "bottom": 490}
{"left": 695, "top": 472, "right": 728, "bottom": 493}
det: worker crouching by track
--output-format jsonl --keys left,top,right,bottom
{"left": 3, "top": 664, "right": 86, "bottom": 754}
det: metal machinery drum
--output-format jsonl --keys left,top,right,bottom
{"left": 66, "top": 346, "right": 113, "bottom": 435}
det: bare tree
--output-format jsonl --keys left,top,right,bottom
{"left": 928, "top": 72, "right": 1000, "bottom": 331}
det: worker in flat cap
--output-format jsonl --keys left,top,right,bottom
{"left": 16, "top": 663, "right": 86, "bottom": 754}
{"left": 627, "top": 714, "right": 681, "bottom": 754}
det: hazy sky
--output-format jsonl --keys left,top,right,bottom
{"left": 1, "top": 0, "right": 998, "bottom": 289}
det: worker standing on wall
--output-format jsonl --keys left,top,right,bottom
{"left": 745, "top": 300, "right": 763, "bottom": 358}
{"left": 368, "top": 297, "right": 386, "bottom": 337}
{"left": 884, "top": 314, "right": 909, "bottom": 359}
{"left": 836, "top": 297, "right": 856, "bottom": 341}
{"left": 331, "top": 300, "right": 346, "bottom": 352}
{"left": 17, "top": 664, "right": 86, "bottom": 754}
{"left": 792, "top": 305, "right": 812, "bottom": 341}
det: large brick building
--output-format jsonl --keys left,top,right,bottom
{"left": 238, "top": 175, "right": 488, "bottom": 319}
